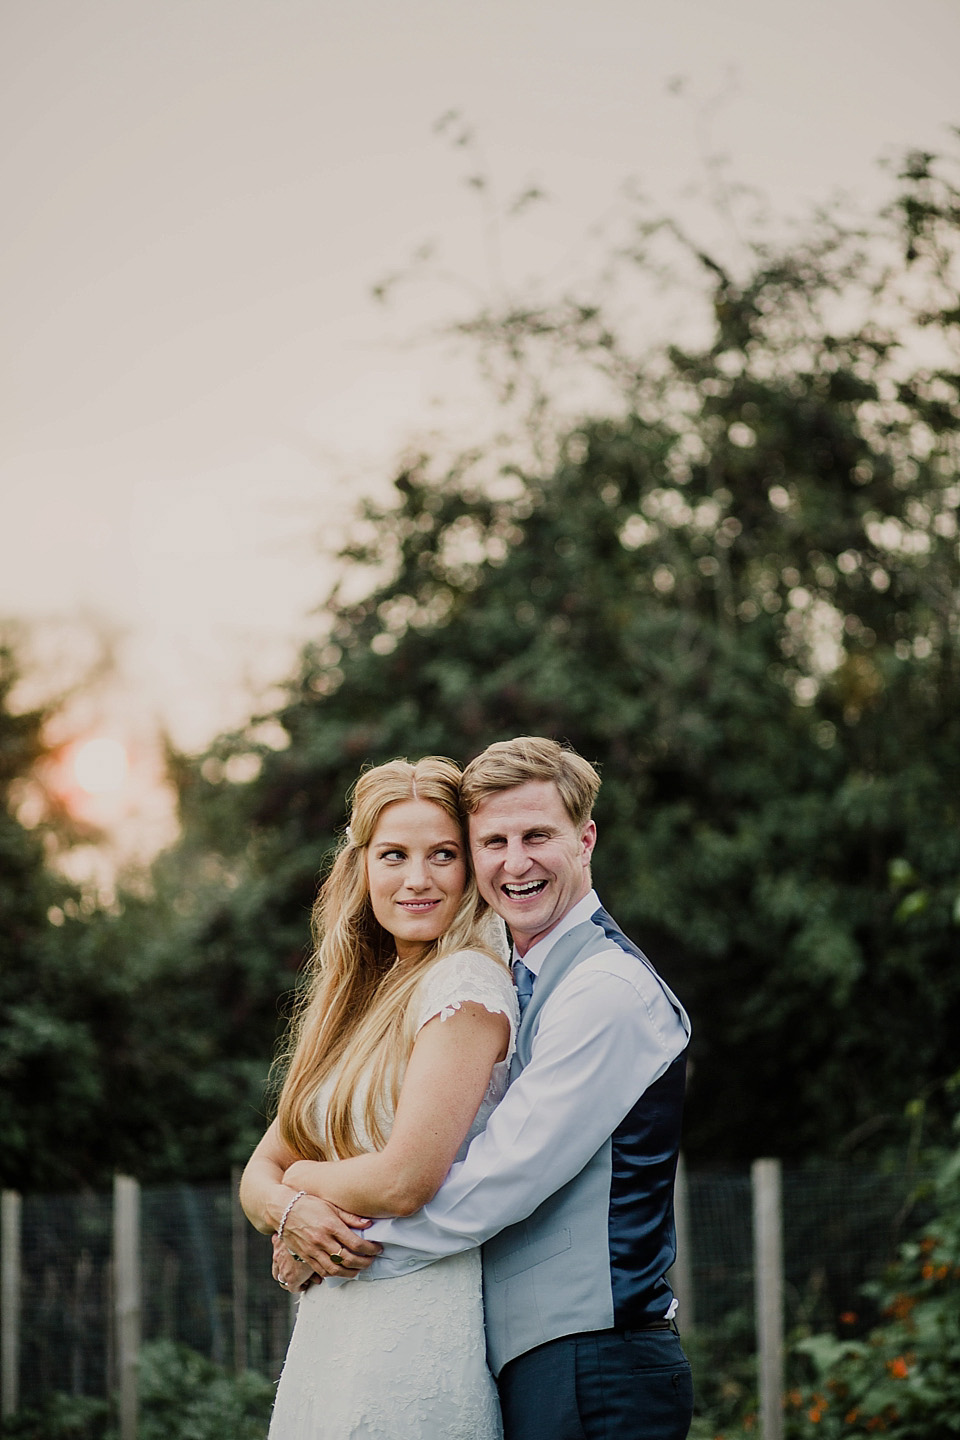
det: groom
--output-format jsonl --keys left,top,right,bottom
{"left": 364, "top": 736, "right": 694, "bottom": 1440}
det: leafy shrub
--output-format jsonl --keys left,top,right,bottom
{"left": 0, "top": 1341, "right": 275, "bottom": 1440}
{"left": 709, "top": 1112, "right": 960, "bottom": 1439}
{"left": 136, "top": 1340, "right": 274, "bottom": 1440}
{"left": 782, "top": 1140, "right": 960, "bottom": 1436}
{"left": 684, "top": 1308, "right": 760, "bottom": 1439}
{"left": 782, "top": 1134, "right": 960, "bottom": 1438}
{"left": 0, "top": 1394, "right": 110, "bottom": 1440}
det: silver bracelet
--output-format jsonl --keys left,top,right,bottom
{"left": 276, "top": 1189, "right": 306, "bottom": 1243}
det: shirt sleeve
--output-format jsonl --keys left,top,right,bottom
{"left": 361, "top": 951, "right": 690, "bottom": 1278}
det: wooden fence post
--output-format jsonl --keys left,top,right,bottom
{"left": 113, "top": 1176, "right": 141, "bottom": 1440}
{"left": 752, "top": 1158, "right": 784, "bottom": 1440}
{"left": 1, "top": 1190, "right": 21, "bottom": 1418}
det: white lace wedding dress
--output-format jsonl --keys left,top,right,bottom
{"left": 268, "top": 948, "right": 519, "bottom": 1440}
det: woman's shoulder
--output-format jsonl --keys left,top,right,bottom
{"left": 421, "top": 946, "right": 513, "bottom": 984}
{"left": 416, "top": 946, "right": 514, "bottom": 998}
{"left": 412, "top": 948, "right": 519, "bottom": 1037}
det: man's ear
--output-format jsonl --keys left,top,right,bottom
{"left": 581, "top": 820, "right": 597, "bottom": 863}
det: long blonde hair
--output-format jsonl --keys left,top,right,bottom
{"left": 276, "top": 757, "right": 502, "bottom": 1160}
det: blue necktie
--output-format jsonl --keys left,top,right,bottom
{"left": 513, "top": 959, "right": 536, "bottom": 1019}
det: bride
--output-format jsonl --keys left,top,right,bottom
{"left": 239, "top": 756, "right": 518, "bottom": 1439}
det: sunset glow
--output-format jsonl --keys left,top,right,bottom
{"left": 72, "top": 738, "right": 128, "bottom": 796}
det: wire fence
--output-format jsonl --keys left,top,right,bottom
{"left": 11, "top": 1182, "right": 291, "bottom": 1410}
{"left": 685, "top": 1165, "right": 926, "bottom": 1368}
{"left": 3, "top": 1163, "right": 929, "bottom": 1417}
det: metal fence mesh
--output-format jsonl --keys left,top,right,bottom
{"left": 16, "top": 1184, "right": 292, "bottom": 1407}
{"left": 19, "top": 1189, "right": 112, "bottom": 1404}
{"left": 682, "top": 1165, "right": 927, "bottom": 1393}
{"left": 8, "top": 1165, "right": 926, "bottom": 1410}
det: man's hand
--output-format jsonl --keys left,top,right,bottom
{"left": 272, "top": 1232, "right": 318, "bottom": 1292}
{"left": 279, "top": 1192, "right": 381, "bottom": 1279}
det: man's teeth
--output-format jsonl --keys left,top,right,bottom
{"left": 503, "top": 881, "right": 546, "bottom": 897}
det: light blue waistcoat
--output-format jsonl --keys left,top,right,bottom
{"left": 481, "top": 906, "right": 688, "bottom": 1376}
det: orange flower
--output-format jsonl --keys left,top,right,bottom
{"left": 887, "top": 1356, "right": 909, "bottom": 1379}
{"left": 921, "top": 1264, "right": 934, "bottom": 1280}
{"left": 936, "top": 1264, "right": 949, "bottom": 1280}
{"left": 786, "top": 1389, "right": 803, "bottom": 1409}
{"left": 839, "top": 1311, "right": 857, "bottom": 1325}
{"left": 885, "top": 1294, "right": 915, "bottom": 1319}
{"left": 808, "top": 1407, "right": 823, "bottom": 1423}
{"left": 919, "top": 1236, "right": 937, "bottom": 1254}
{"left": 845, "top": 1410, "right": 859, "bottom": 1425}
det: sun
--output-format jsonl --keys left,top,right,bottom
{"left": 72, "top": 737, "right": 129, "bottom": 795}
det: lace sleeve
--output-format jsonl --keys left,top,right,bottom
{"left": 413, "top": 949, "right": 519, "bottom": 1061}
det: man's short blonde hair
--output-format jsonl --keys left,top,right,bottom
{"left": 460, "top": 737, "right": 601, "bottom": 829}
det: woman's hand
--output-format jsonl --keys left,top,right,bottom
{"left": 240, "top": 1120, "right": 381, "bottom": 1279}
{"left": 279, "top": 1192, "right": 381, "bottom": 1279}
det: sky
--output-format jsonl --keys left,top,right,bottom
{"left": 2, "top": 0, "right": 959, "bottom": 861}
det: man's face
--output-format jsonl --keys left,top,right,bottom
{"left": 468, "top": 780, "right": 596, "bottom": 956}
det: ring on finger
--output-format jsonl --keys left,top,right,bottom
{"left": 329, "top": 1252, "right": 346, "bottom": 1265}
{"left": 288, "top": 1250, "right": 306, "bottom": 1263}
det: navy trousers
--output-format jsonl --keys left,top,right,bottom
{"left": 497, "top": 1327, "right": 694, "bottom": 1440}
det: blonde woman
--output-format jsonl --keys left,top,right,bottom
{"left": 240, "top": 757, "right": 518, "bottom": 1440}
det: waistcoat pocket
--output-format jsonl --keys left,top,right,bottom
{"left": 491, "top": 1227, "right": 571, "bottom": 1281}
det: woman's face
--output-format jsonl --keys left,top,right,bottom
{"left": 365, "top": 798, "right": 468, "bottom": 962}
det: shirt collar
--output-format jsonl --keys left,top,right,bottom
{"left": 512, "top": 888, "right": 600, "bottom": 976}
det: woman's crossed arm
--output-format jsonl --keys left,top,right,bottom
{"left": 240, "top": 1001, "right": 507, "bottom": 1281}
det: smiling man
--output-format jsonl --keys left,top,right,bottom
{"left": 364, "top": 737, "right": 693, "bottom": 1440}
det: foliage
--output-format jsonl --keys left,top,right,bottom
{"left": 0, "top": 1342, "right": 273, "bottom": 1440}
{"left": 0, "top": 1393, "right": 111, "bottom": 1440}
{"left": 0, "top": 646, "right": 106, "bottom": 1191}
{"left": 135, "top": 1340, "right": 273, "bottom": 1440}
{"left": 785, "top": 1143, "right": 960, "bottom": 1437}
{"left": 0, "top": 1393, "right": 109, "bottom": 1440}
{"left": 684, "top": 1308, "right": 760, "bottom": 1440}
{"left": 0, "top": 638, "right": 275, "bottom": 1188}
{"left": 709, "top": 1103, "right": 960, "bottom": 1440}
{"left": 5, "top": 144, "right": 960, "bottom": 1187}
{"left": 161, "top": 143, "right": 960, "bottom": 1169}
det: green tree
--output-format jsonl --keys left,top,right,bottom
{"left": 158, "top": 146, "right": 960, "bottom": 1169}
{"left": 0, "top": 645, "right": 109, "bottom": 1190}
{"left": 9, "top": 143, "right": 959, "bottom": 1189}
{"left": 0, "top": 644, "right": 268, "bottom": 1190}
{"left": 0, "top": 633, "right": 293, "bottom": 1189}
